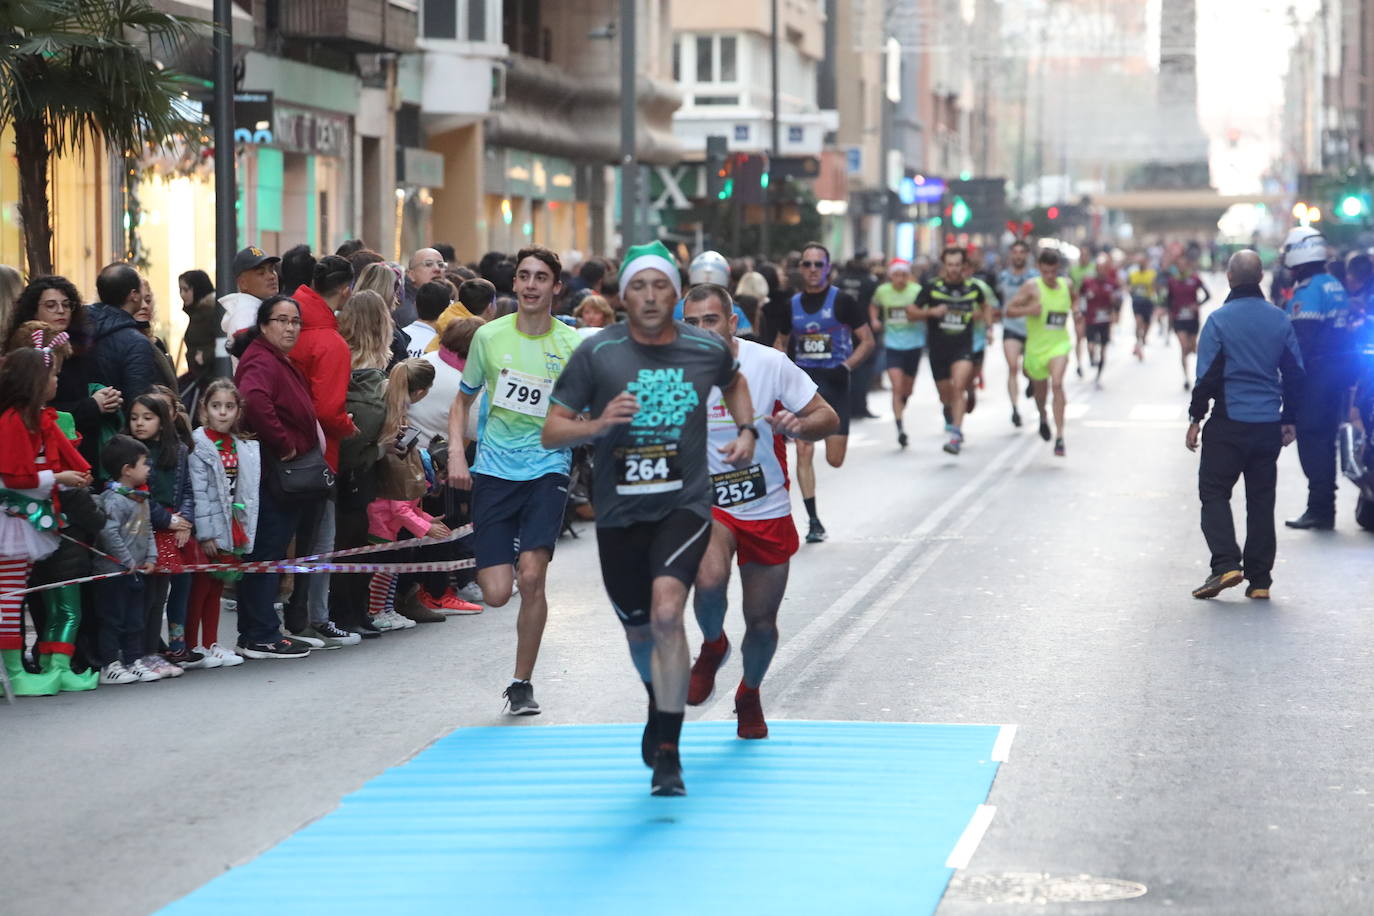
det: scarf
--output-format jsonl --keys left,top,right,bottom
{"left": 438, "top": 348, "right": 465, "bottom": 372}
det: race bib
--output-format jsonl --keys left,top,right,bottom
{"left": 493, "top": 368, "right": 553, "bottom": 417}
{"left": 940, "top": 311, "right": 968, "bottom": 332}
{"left": 797, "top": 333, "right": 833, "bottom": 361}
{"left": 1046, "top": 311, "right": 1068, "bottom": 329}
{"left": 614, "top": 443, "right": 682, "bottom": 495}
{"left": 711, "top": 464, "right": 765, "bottom": 508}
{"left": 886, "top": 305, "right": 910, "bottom": 327}
{"left": 1092, "top": 309, "right": 1113, "bottom": 324}
{"left": 1177, "top": 307, "right": 1195, "bottom": 320}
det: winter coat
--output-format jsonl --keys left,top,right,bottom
{"left": 85, "top": 302, "right": 160, "bottom": 403}
{"left": 287, "top": 284, "right": 356, "bottom": 472}
{"left": 146, "top": 439, "right": 194, "bottom": 531}
{"left": 233, "top": 335, "right": 320, "bottom": 462}
{"left": 93, "top": 487, "right": 155, "bottom": 574}
{"left": 338, "top": 367, "right": 387, "bottom": 511}
{"left": 188, "top": 428, "right": 260, "bottom": 554}
{"left": 183, "top": 293, "right": 221, "bottom": 378}
{"left": 49, "top": 348, "right": 107, "bottom": 468}
{"left": 149, "top": 336, "right": 179, "bottom": 392}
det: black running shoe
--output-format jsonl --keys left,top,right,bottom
{"left": 1038, "top": 417, "right": 1051, "bottom": 441}
{"left": 651, "top": 745, "right": 686, "bottom": 797}
{"left": 806, "top": 519, "right": 827, "bottom": 543}
{"left": 502, "top": 680, "right": 541, "bottom": 716}
{"left": 1054, "top": 437, "right": 1065, "bottom": 457}
{"left": 1011, "top": 409, "right": 1023, "bottom": 428}
{"left": 897, "top": 430, "right": 909, "bottom": 448}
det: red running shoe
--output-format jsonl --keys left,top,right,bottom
{"left": 735, "top": 682, "right": 768, "bottom": 739}
{"left": 437, "top": 589, "right": 484, "bottom": 615}
{"left": 686, "top": 634, "right": 730, "bottom": 706}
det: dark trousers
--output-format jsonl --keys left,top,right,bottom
{"left": 95, "top": 575, "right": 146, "bottom": 666}
{"left": 237, "top": 496, "right": 301, "bottom": 646}
{"left": 282, "top": 495, "right": 326, "bottom": 633}
{"left": 328, "top": 499, "right": 372, "bottom": 629}
{"left": 1295, "top": 366, "right": 1344, "bottom": 520}
{"left": 1199, "top": 418, "right": 1282, "bottom": 586}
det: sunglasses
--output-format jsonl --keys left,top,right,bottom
{"left": 800, "top": 260, "right": 827, "bottom": 269}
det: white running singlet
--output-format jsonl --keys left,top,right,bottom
{"left": 705, "top": 339, "right": 818, "bottom": 521}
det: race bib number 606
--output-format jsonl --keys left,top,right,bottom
{"left": 493, "top": 368, "right": 553, "bottom": 417}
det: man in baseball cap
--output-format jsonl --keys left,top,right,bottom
{"left": 222, "top": 245, "right": 282, "bottom": 337}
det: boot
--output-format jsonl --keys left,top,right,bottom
{"left": 40, "top": 652, "right": 98, "bottom": 692}
{"left": 1, "top": 648, "right": 61, "bottom": 697}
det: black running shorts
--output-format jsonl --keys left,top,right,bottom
{"left": 1086, "top": 323, "right": 1111, "bottom": 345}
{"left": 803, "top": 366, "right": 850, "bottom": 436}
{"left": 595, "top": 508, "right": 712, "bottom": 627}
{"left": 884, "top": 346, "right": 923, "bottom": 377}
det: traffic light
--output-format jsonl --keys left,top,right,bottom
{"left": 735, "top": 154, "right": 766, "bottom": 204}
{"left": 950, "top": 196, "right": 971, "bottom": 229}
{"left": 705, "top": 135, "right": 729, "bottom": 200}
{"left": 1047, "top": 205, "right": 1060, "bottom": 220}
{"left": 1337, "top": 191, "right": 1370, "bottom": 222}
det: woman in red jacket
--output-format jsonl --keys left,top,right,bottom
{"left": 230, "top": 295, "right": 322, "bottom": 660}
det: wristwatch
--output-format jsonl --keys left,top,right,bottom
{"left": 737, "top": 425, "right": 759, "bottom": 438}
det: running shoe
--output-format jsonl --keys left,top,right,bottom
{"left": 127, "top": 658, "right": 163, "bottom": 682}
{"left": 1191, "top": 569, "right": 1243, "bottom": 599}
{"left": 314, "top": 620, "right": 362, "bottom": 646}
{"left": 372, "top": 611, "right": 408, "bottom": 631}
{"left": 437, "top": 590, "right": 484, "bottom": 615}
{"left": 182, "top": 647, "right": 222, "bottom": 669}
{"left": 897, "top": 429, "right": 909, "bottom": 448}
{"left": 805, "top": 519, "right": 827, "bottom": 543}
{"left": 236, "top": 638, "right": 310, "bottom": 659}
{"left": 100, "top": 661, "right": 139, "bottom": 686}
{"left": 292, "top": 627, "right": 341, "bottom": 650}
{"left": 399, "top": 595, "right": 447, "bottom": 624}
{"left": 943, "top": 434, "right": 961, "bottom": 455}
{"left": 1038, "top": 417, "right": 1051, "bottom": 442}
{"left": 204, "top": 643, "right": 245, "bottom": 666}
{"left": 735, "top": 683, "right": 769, "bottom": 739}
{"left": 164, "top": 647, "right": 208, "bottom": 669}
{"left": 455, "top": 581, "right": 485, "bottom": 604}
{"left": 1245, "top": 585, "right": 1271, "bottom": 600}
{"left": 390, "top": 610, "right": 418, "bottom": 629}
{"left": 1054, "top": 438, "right": 1065, "bottom": 457}
{"left": 1011, "top": 408, "right": 1022, "bottom": 428}
{"left": 651, "top": 744, "right": 686, "bottom": 797}
{"left": 687, "top": 635, "right": 731, "bottom": 706}
{"left": 503, "top": 680, "right": 541, "bottom": 716}
{"left": 142, "top": 654, "right": 184, "bottom": 678}
{"left": 349, "top": 618, "right": 383, "bottom": 639}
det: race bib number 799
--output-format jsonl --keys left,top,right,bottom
{"left": 493, "top": 368, "right": 553, "bottom": 417}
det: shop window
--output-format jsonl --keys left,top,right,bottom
{"left": 257, "top": 148, "right": 284, "bottom": 234}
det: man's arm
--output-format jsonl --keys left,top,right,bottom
{"left": 541, "top": 395, "right": 638, "bottom": 450}
{"left": 846, "top": 323, "right": 875, "bottom": 369}
{"left": 716, "top": 372, "right": 757, "bottom": 466}
{"left": 1004, "top": 280, "right": 1040, "bottom": 318}
{"left": 1197, "top": 278, "right": 1212, "bottom": 306}
{"left": 767, "top": 392, "right": 839, "bottom": 442}
{"left": 912, "top": 284, "right": 947, "bottom": 320}
{"left": 445, "top": 388, "right": 478, "bottom": 489}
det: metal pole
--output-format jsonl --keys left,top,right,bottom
{"left": 763, "top": 0, "right": 779, "bottom": 259}
{"left": 619, "top": 0, "right": 637, "bottom": 253}
{"left": 212, "top": 0, "right": 236, "bottom": 375}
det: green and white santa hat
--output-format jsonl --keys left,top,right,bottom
{"left": 619, "top": 240, "right": 682, "bottom": 298}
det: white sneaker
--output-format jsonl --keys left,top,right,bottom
{"left": 127, "top": 658, "right": 163, "bottom": 682}
{"left": 143, "top": 654, "right": 184, "bottom": 678}
{"left": 390, "top": 611, "right": 418, "bottom": 629}
{"left": 372, "top": 612, "right": 403, "bottom": 631}
{"left": 290, "top": 631, "right": 328, "bottom": 649}
{"left": 455, "top": 582, "right": 485, "bottom": 604}
{"left": 184, "top": 646, "right": 223, "bottom": 669}
{"left": 100, "top": 661, "right": 139, "bottom": 685}
{"left": 206, "top": 643, "right": 245, "bottom": 667}
{"left": 221, "top": 597, "right": 237, "bottom": 613}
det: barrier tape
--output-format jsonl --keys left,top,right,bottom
{"left": 0, "top": 524, "right": 476, "bottom": 598}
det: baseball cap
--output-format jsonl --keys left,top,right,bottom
{"left": 232, "top": 245, "right": 281, "bottom": 276}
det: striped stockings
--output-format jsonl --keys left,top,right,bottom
{"left": 367, "top": 572, "right": 398, "bottom": 618}
{"left": 0, "top": 555, "right": 32, "bottom": 650}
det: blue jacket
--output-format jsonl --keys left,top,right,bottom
{"left": 85, "top": 302, "right": 160, "bottom": 404}
{"left": 1284, "top": 271, "right": 1349, "bottom": 370}
{"left": 1191, "top": 285, "right": 1305, "bottom": 424}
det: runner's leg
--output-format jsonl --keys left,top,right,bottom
{"left": 738, "top": 561, "right": 789, "bottom": 688}
{"left": 824, "top": 433, "right": 848, "bottom": 468}
{"left": 1049, "top": 356, "right": 1069, "bottom": 438}
{"left": 1004, "top": 337, "right": 1024, "bottom": 412}
{"left": 948, "top": 360, "right": 974, "bottom": 431}
{"left": 512, "top": 547, "right": 550, "bottom": 681}
{"left": 692, "top": 522, "right": 735, "bottom": 642}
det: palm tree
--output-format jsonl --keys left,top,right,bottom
{"left": 0, "top": 0, "right": 201, "bottom": 277}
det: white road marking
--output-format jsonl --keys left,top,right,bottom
{"left": 1065, "top": 403, "right": 1091, "bottom": 420}
{"left": 946, "top": 804, "right": 998, "bottom": 869}
{"left": 1129, "top": 403, "right": 1184, "bottom": 421}
{"left": 991, "top": 724, "right": 1018, "bottom": 762}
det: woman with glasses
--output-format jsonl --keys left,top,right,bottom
{"left": 6, "top": 276, "right": 123, "bottom": 468}
{"left": 228, "top": 295, "right": 321, "bottom": 660}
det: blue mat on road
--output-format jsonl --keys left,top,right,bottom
{"left": 161, "top": 721, "right": 1006, "bottom": 916}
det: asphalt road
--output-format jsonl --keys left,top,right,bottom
{"left": 5, "top": 289, "right": 1373, "bottom": 914}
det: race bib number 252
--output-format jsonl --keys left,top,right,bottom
{"left": 711, "top": 464, "right": 765, "bottom": 508}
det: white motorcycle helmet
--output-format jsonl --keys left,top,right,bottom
{"left": 688, "top": 250, "right": 731, "bottom": 287}
{"left": 1283, "top": 226, "right": 1328, "bottom": 269}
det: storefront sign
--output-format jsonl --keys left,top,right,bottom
{"left": 399, "top": 147, "right": 445, "bottom": 188}
{"left": 493, "top": 148, "right": 576, "bottom": 202}
{"left": 233, "top": 92, "right": 274, "bottom": 145}
{"left": 273, "top": 105, "right": 350, "bottom": 158}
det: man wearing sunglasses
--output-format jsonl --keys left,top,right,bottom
{"left": 763, "top": 242, "right": 875, "bottom": 543}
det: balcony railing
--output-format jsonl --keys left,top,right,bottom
{"left": 278, "top": 0, "right": 417, "bottom": 53}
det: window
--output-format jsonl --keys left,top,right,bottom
{"left": 423, "top": 0, "right": 456, "bottom": 38}
{"left": 694, "top": 95, "right": 738, "bottom": 106}
{"left": 685, "top": 33, "right": 742, "bottom": 86}
{"left": 468, "top": 0, "right": 487, "bottom": 41}
{"left": 672, "top": 40, "right": 680, "bottom": 81}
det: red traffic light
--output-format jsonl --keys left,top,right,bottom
{"left": 1047, "top": 206, "right": 1060, "bottom": 220}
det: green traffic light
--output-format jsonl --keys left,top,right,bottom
{"left": 719, "top": 178, "right": 734, "bottom": 201}
{"left": 951, "top": 196, "right": 971, "bottom": 229}
{"left": 760, "top": 172, "right": 769, "bottom": 189}
{"left": 1339, "top": 194, "right": 1367, "bottom": 219}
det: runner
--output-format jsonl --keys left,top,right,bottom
{"left": 913, "top": 247, "right": 991, "bottom": 456}
{"left": 963, "top": 255, "right": 999, "bottom": 419}
{"left": 1166, "top": 255, "right": 1212, "bottom": 390}
{"left": 997, "top": 240, "right": 1038, "bottom": 427}
{"left": 1079, "top": 253, "right": 1121, "bottom": 388}
{"left": 1005, "top": 248, "right": 1075, "bottom": 457}
{"left": 543, "top": 241, "right": 757, "bottom": 797}
{"left": 1127, "top": 252, "right": 1158, "bottom": 360}
{"left": 765, "top": 243, "right": 875, "bottom": 542}
{"left": 870, "top": 259, "right": 924, "bottom": 447}
{"left": 680, "top": 284, "right": 839, "bottom": 738}
{"left": 1069, "top": 248, "right": 1096, "bottom": 378}
{"left": 446, "top": 245, "right": 582, "bottom": 717}
{"left": 672, "top": 249, "right": 753, "bottom": 332}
